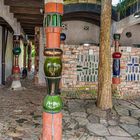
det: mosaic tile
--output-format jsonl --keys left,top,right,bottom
{"left": 77, "top": 53, "right": 99, "bottom": 82}
{"left": 126, "top": 56, "right": 140, "bottom": 82}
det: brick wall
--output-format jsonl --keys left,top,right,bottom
{"left": 61, "top": 45, "right": 140, "bottom": 98}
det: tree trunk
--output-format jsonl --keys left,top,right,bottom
{"left": 97, "top": 0, "right": 112, "bottom": 110}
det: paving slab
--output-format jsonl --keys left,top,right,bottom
{"left": 0, "top": 80, "right": 139, "bottom": 140}
{"left": 86, "top": 123, "right": 110, "bottom": 136}
{"left": 108, "top": 126, "right": 130, "bottom": 136}
{"left": 106, "top": 136, "right": 135, "bottom": 140}
{"left": 120, "top": 124, "right": 140, "bottom": 136}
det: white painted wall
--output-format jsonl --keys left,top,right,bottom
{"left": 62, "top": 20, "right": 100, "bottom": 45}
{"left": 120, "top": 24, "right": 140, "bottom": 46}
{"left": 5, "top": 31, "right": 13, "bottom": 80}
{"left": 0, "top": 26, "right": 15, "bottom": 84}
{"left": 19, "top": 40, "right": 24, "bottom": 71}
{"left": 39, "top": 28, "right": 46, "bottom": 85}
{"left": 0, "top": 26, "right": 2, "bottom": 84}
{"left": 0, "top": 0, "right": 22, "bottom": 34}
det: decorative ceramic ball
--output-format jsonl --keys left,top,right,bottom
{"left": 13, "top": 47, "right": 21, "bottom": 55}
{"left": 112, "top": 52, "right": 122, "bottom": 59}
{"left": 12, "top": 66, "right": 20, "bottom": 74}
{"left": 113, "top": 34, "right": 121, "bottom": 40}
{"left": 60, "top": 33, "right": 66, "bottom": 41}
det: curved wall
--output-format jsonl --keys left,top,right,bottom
{"left": 120, "top": 24, "right": 140, "bottom": 46}
{"left": 62, "top": 20, "right": 100, "bottom": 45}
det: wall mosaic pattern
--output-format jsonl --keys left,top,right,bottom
{"left": 126, "top": 56, "right": 140, "bottom": 81}
{"left": 77, "top": 53, "right": 99, "bottom": 82}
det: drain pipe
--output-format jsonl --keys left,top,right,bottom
{"left": 1, "top": 26, "right": 8, "bottom": 85}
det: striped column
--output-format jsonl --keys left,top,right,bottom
{"left": 11, "top": 35, "right": 22, "bottom": 90}
{"left": 41, "top": 0, "right": 63, "bottom": 140}
{"left": 112, "top": 34, "right": 122, "bottom": 84}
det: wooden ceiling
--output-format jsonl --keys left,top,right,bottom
{"left": 3, "top": 0, "right": 117, "bottom": 35}
{"left": 4, "top": 0, "right": 44, "bottom": 35}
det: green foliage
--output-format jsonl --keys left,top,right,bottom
{"left": 61, "top": 86, "right": 97, "bottom": 99}
{"left": 117, "top": 0, "right": 137, "bottom": 13}
{"left": 31, "top": 49, "right": 36, "bottom": 57}
{"left": 31, "top": 45, "right": 35, "bottom": 57}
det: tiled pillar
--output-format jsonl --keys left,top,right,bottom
{"left": 40, "top": 0, "right": 64, "bottom": 140}
{"left": 11, "top": 35, "right": 22, "bottom": 90}
{"left": 34, "top": 27, "right": 40, "bottom": 84}
{"left": 22, "top": 40, "right": 28, "bottom": 78}
{"left": 112, "top": 34, "right": 122, "bottom": 84}
{"left": 27, "top": 43, "right": 32, "bottom": 72}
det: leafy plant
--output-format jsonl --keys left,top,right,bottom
{"left": 117, "top": 0, "right": 137, "bottom": 17}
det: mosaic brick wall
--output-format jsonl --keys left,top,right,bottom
{"left": 117, "top": 47, "right": 140, "bottom": 98}
{"left": 126, "top": 56, "right": 140, "bottom": 81}
{"left": 61, "top": 45, "right": 99, "bottom": 88}
{"left": 61, "top": 45, "right": 140, "bottom": 98}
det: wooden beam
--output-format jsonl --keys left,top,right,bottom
{"left": 21, "top": 23, "right": 41, "bottom": 27}
{"left": 17, "top": 19, "right": 43, "bottom": 26}
{"left": 24, "top": 30, "right": 35, "bottom": 35}
{"left": 10, "top": 6, "right": 42, "bottom": 15}
{"left": 22, "top": 26, "right": 35, "bottom": 29}
{"left": 4, "top": 0, "right": 43, "bottom": 8}
{"left": 14, "top": 13, "right": 43, "bottom": 20}
{"left": 17, "top": 18, "right": 42, "bottom": 23}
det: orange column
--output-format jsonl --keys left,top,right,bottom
{"left": 40, "top": 0, "right": 64, "bottom": 140}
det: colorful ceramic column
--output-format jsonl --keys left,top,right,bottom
{"left": 112, "top": 34, "right": 122, "bottom": 84}
{"left": 11, "top": 35, "right": 22, "bottom": 90}
{"left": 27, "top": 43, "right": 32, "bottom": 72}
{"left": 22, "top": 40, "right": 28, "bottom": 78}
{"left": 41, "top": 0, "right": 64, "bottom": 140}
{"left": 34, "top": 27, "right": 40, "bottom": 84}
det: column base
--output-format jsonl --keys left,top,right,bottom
{"left": 112, "top": 77, "right": 121, "bottom": 84}
{"left": 40, "top": 112, "right": 62, "bottom": 140}
{"left": 10, "top": 80, "right": 24, "bottom": 90}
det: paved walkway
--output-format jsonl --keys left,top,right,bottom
{"left": 0, "top": 80, "right": 140, "bottom": 140}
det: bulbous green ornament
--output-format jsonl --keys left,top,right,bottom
{"left": 44, "top": 57, "right": 62, "bottom": 77}
{"left": 43, "top": 95, "right": 63, "bottom": 113}
{"left": 44, "top": 48, "right": 63, "bottom": 77}
{"left": 113, "top": 34, "right": 120, "bottom": 40}
{"left": 13, "top": 47, "right": 21, "bottom": 55}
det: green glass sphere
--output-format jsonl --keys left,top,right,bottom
{"left": 43, "top": 95, "right": 63, "bottom": 113}
{"left": 13, "top": 47, "right": 21, "bottom": 55}
{"left": 44, "top": 57, "right": 62, "bottom": 77}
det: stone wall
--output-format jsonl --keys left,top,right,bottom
{"left": 61, "top": 45, "right": 140, "bottom": 98}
